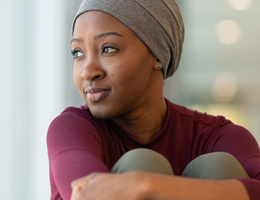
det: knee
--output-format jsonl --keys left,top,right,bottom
{"left": 182, "top": 152, "right": 249, "bottom": 179}
{"left": 111, "top": 148, "right": 174, "bottom": 175}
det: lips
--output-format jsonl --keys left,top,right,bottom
{"left": 85, "top": 87, "right": 110, "bottom": 102}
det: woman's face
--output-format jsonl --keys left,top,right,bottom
{"left": 72, "top": 11, "right": 161, "bottom": 119}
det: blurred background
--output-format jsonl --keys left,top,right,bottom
{"left": 1, "top": 0, "right": 259, "bottom": 199}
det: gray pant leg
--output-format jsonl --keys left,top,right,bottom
{"left": 182, "top": 152, "right": 249, "bottom": 179}
{"left": 111, "top": 148, "right": 174, "bottom": 175}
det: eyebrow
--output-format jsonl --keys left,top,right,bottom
{"left": 93, "top": 32, "right": 123, "bottom": 40}
{"left": 71, "top": 38, "right": 84, "bottom": 44}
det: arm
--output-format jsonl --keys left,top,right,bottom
{"left": 144, "top": 173, "right": 249, "bottom": 200}
{"left": 203, "top": 123, "right": 260, "bottom": 200}
{"left": 47, "top": 108, "right": 109, "bottom": 200}
{"left": 71, "top": 171, "right": 250, "bottom": 200}
{"left": 71, "top": 123, "right": 260, "bottom": 200}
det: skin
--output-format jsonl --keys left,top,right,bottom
{"left": 71, "top": 11, "right": 250, "bottom": 200}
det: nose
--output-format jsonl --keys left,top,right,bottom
{"left": 80, "top": 59, "right": 105, "bottom": 81}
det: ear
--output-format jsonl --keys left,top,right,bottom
{"left": 153, "top": 58, "right": 163, "bottom": 70}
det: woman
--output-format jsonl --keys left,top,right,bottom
{"left": 47, "top": 0, "right": 260, "bottom": 200}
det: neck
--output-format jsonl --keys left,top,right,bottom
{"left": 112, "top": 79, "right": 167, "bottom": 143}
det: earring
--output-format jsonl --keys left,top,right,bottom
{"left": 157, "top": 62, "right": 163, "bottom": 69}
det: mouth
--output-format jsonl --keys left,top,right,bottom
{"left": 84, "top": 87, "right": 111, "bottom": 102}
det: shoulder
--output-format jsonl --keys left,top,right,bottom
{"left": 47, "top": 105, "right": 106, "bottom": 156}
{"left": 166, "top": 99, "right": 228, "bottom": 129}
{"left": 50, "top": 104, "right": 103, "bottom": 127}
{"left": 48, "top": 105, "right": 104, "bottom": 137}
{"left": 165, "top": 99, "right": 258, "bottom": 151}
{"left": 209, "top": 122, "right": 259, "bottom": 155}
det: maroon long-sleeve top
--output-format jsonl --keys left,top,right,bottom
{"left": 47, "top": 99, "right": 260, "bottom": 200}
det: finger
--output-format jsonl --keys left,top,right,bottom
{"left": 71, "top": 177, "right": 87, "bottom": 190}
{"left": 71, "top": 173, "right": 100, "bottom": 198}
{"left": 71, "top": 176, "right": 91, "bottom": 200}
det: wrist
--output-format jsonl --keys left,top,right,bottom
{"left": 124, "top": 171, "right": 154, "bottom": 200}
{"left": 140, "top": 173, "right": 168, "bottom": 200}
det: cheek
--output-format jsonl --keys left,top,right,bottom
{"left": 109, "top": 64, "right": 138, "bottom": 87}
{"left": 73, "top": 65, "right": 82, "bottom": 91}
{"left": 109, "top": 59, "right": 153, "bottom": 94}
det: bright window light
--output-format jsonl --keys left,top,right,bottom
{"left": 212, "top": 72, "right": 238, "bottom": 103}
{"left": 227, "top": 0, "right": 253, "bottom": 11}
{"left": 215, "top": 20, "right": 242, "bottom": 45}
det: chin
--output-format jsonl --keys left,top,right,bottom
{"left": 91, "top": 112, "right": 110, "bottom": 120}
{"left": 89, "top": 106, "right": 116, "bottom": 120}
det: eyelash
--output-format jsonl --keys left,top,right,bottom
{"left": 71, "top": 49, "right": 84, "bottom": 59}
{"left": 102, "top": 45, "right": 118, "bottom": 54}
{"left": 71, "top": 46, "right": 118, "bottom": 59}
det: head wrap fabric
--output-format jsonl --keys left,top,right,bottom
{"left": 72, "top": 0, "right": 185, "bottom": 79}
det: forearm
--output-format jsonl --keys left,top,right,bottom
{"left": 144, "top": 173, "right": 250, "bottom": 200}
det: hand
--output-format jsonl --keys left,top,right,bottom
{"left": 70, "top": 171, "right": 149, "bottom": 200}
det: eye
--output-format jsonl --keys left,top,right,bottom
{"left": 102, "top": 46, "right": 118, "bottom": 54}
{"left": 71, "top": 49, "right": 85, "bottom": 59}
